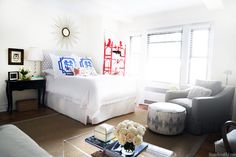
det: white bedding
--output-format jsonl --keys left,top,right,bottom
{"left": 46, "top": 75, "right": 138, "bottom": 123}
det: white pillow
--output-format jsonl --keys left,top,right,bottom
{"left": 50, "top": 54, "right": 77, "bottom": 77}
{"left": 187, "top": 86, "right": 212, "bottom": 99}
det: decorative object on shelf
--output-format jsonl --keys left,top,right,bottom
{"left": 26, "top": 47, "right": 43, "bottom": 77}
{"left": 224, "top": 70, "right": 232, "bottom": 85}
{"left": 8, "top": 48, "right": 24, "bottom": 65}
{"left": 52, "top": 16, "right": 79, "bottom": 48}
{"left": 114, "top": 120, "right": 146, "bottom": 155}
{"left": 103, "top": 38, "right": 126, "bottom": 76}
{"left": 19, "top": 67, "right": 30, "bottom": 80}
{"left": 8, "top": 71, "right": 19, "bottom": 80}
{"left": 94, "top": 123, "right": 115, "bottom": 142}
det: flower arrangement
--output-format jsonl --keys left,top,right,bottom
{"left": 114, "top": 120, "right": 146, "bottom": 154}
{"left": 19, "top": 67, "right": 30, "bottom": 80}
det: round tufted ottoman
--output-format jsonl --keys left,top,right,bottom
{"left": 147, "top": 102, "right": 186, "bottom": 135}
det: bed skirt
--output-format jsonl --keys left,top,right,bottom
{"left": 46, "top": 92, "right": 137, "bottom": 125}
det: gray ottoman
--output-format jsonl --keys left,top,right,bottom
{"left": 147, "top": 102, "right": 186, "bottom": 135}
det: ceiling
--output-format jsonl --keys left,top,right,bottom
{"left": 86, "top": 0, "right": 224, "bottom": 19}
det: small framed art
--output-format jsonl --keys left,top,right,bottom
{"left": 8, "top": 48, "right": 24, "bottom": 65}
{"left": 8, "top": 71, "right": 19, "bottom": 80}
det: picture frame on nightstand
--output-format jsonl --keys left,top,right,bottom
{"left": 8, "top": 71, "right": 19, "bottom": 80}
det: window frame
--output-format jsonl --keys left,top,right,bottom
{"left": 128, "top": 22, "right": 213, "bottom": 86}
{"left": 146, "top": 30, "right": 183, "bottom": 84}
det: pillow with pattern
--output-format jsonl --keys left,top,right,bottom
{"left": 50, "top": 54, "right": 77, "bottom": 77}
{"left": 72, "top": 67, "right": 97, "bottom": 76}
{"left": 73, "top": 56, "right": 97, "bottom": 76}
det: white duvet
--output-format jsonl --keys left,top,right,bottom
{"left": 46, "top": 75, "right": 138, "bottom": 120}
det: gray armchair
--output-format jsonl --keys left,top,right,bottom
{"left": 215, "top": 120, "right": 236, "bottom": 154}
{"left": 165, "top": 80, "right": 235, "bottom": 135}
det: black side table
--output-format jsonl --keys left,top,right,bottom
{"left": 5, "top": 79, "right": 46, "bottom": 112}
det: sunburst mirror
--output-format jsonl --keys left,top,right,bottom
{"left": 52, "top": 17, "right": 79, "bottom": 48}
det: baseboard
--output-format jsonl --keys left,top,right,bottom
{"left": 0, "top": 103, "right": 8, "bottom": 112}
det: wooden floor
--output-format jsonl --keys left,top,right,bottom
{"left": 0, "top": 107, "right": 221, "bottom": 157}
{"left": 0, "top": 107, "right": 55, "bottom": 125}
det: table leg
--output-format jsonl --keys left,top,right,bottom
{"left": 6, "top": 82, "right": 13, "bottom": 113}
{"left": 38, "top": 88, "right": 41, "bottom": 108}
{"left": 42, "top": 83, "right": 46, "bottom": 107}
{"left": 6, "top": 83, "right": 10, "bottom": 112}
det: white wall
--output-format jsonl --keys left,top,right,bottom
{"left": 0, "top": 0, "right": 122, "bottom": 111}
{"left": 121, "top": 0, "right": 236, "bottom": 119}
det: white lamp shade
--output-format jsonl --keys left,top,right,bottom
{"left": 27, "top": 47, "right": 43, "bottom": 61}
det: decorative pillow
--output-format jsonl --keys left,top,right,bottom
{"left": 72, "top": 67, "right": 97, "bottom": 76}
{"left": 42, "top": 50, "right": 74, "bottom": 71}
{"left": 187, "top": 86, "right": 212, "bottom": 99}
{"left": 42, "top": 69, "right": 54, "bottom": 76}
{"left": 75, "top": 57, "right": 97, "bottom": 75}
{"left": 72, "top": 67, "right": 80, "bottom": 75}
{"left": 50, "top": 54, "right": 77, "bottom": 77}
{"left": 42, "top": 52, "right": 53, "bottom": 70}
{"left": 195, "top": 80, "right": 222, "bottom": 96}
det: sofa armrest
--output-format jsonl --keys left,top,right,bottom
{"left": 0, "top": 124, "right": 52, "bottom": 157}
{"left": 192, "top": 87, "right": 235, "bottom": 120}
{"left": 165, "top": 90, "right": 189, "bottom": 102}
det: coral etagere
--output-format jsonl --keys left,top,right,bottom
{"left": 103, "top": 38, "right": 126, "bottom": 75}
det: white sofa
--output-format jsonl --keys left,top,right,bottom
{"left": 0, "top": 124, "right": 52, "bottom": 157}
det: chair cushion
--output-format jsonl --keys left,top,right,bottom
{"left": 169, "top": 98, "right": 192, "bottom": 110}
{"left": 195, "top": 79, "right": 222, "bottom": 96}
{"left": 187, "top": 86, "right": 212, "bottom": 99}
{"left": 215, "top": 129, "right": 236, "bottom": 153}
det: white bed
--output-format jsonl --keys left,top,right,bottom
{"left": 45, "top": 74, "right": 138, "bottom": 124}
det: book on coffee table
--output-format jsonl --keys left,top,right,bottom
{"left": 85, "top": 136, "right": 148, "bottom": 157}
{"left": 85, "top": 135, "right": 116, "bottom": 150}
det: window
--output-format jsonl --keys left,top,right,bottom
{"left": 189, "top": 29, "right": 210, "bottom": 83}
{"left": 129, "top": 23, "right": 212, "bottom": 85}
{"left": 146, "top": 32, "right": 182, "bottom": 83}
{"left": 129, "top": 35, "right": 143, "bottom": 76}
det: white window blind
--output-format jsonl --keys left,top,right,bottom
{"left": 129, "top": 23, "right": 212, "bottom": 86}
{"left": 189, "top": 29, "right": 210, "bottom": 83}
{"left": 146, "top": 32, "right": 182, "bottom": 83}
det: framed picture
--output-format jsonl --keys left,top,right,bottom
{"left": 8, "top": 71, "right": 19, "bottom": 80}
{"left": 8, "top": 48, "right": 24, "bottom": 65}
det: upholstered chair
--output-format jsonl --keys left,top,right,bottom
{"left": 165, "top": 80, "right": 235, "bottom": 135}
{"left": 215, "top": 120, "right": 236, "bottom": 154}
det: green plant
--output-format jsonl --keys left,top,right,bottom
{"left": 19, "top": 67, "right": 30, "bottom": 80}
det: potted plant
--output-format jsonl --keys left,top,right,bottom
{"left": 19, "top": 67, "right": 30, "bottom": 80}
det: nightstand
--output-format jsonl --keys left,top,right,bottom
{"left": 5, "top": 79, "right": 46, "bottom": 112}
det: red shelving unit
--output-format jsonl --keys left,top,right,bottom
{"left": 103, "top": 38, "right": 126, "bottom": 75}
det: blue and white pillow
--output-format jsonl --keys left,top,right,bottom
{"left": 50, "top": 54, "right": 77, "bottom": 77}
{"left": 76, "top": 57, "right": 97, "bottom": 76}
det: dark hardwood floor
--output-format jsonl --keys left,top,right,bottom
{"left": 0, "top": 106, "right": 221, "bottom": 157}
{"left": 0, "top": 107, "right": 56, "bottom": 125}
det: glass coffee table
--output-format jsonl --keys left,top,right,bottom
{"left": 63, "top": 131, "right": 175, "bottom": 157}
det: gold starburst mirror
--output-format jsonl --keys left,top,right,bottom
{"left": 52, "top": 17, "right": 79, "bottom": 48}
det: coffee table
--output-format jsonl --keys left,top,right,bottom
{"left": 63, "top": 131, "right": 175, "bottom": 157}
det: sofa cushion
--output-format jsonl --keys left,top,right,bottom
{"left": 215, "top": 129, "right": 236, "bottom": 153}
{"left": 169, "top": 98, "right": 192, "bottom": 113}
{"left": 0, "top": 124, "right": 52, "bottom": 157}
{"left": 187, "top": 86, "right": 212, "bottom": 99}
{"left": 195, "top": 79, "right": 222, "bottom": 96}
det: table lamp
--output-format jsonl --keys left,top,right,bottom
{"left": 27, "top": 47, "right": 43, "bottom": 78}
